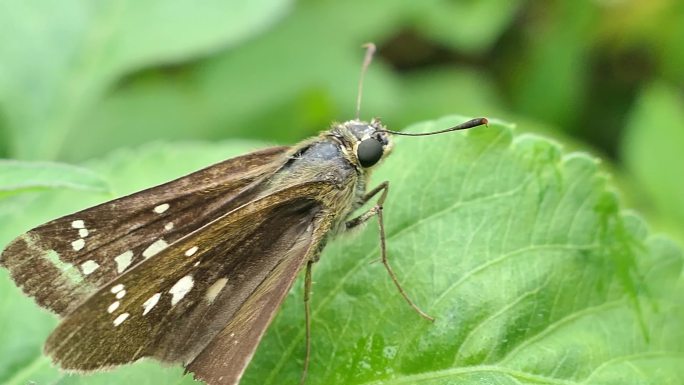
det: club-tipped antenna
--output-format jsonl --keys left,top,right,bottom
{"left": 356, "top": 43, "right": 376, "bottom": 120}
{"left": 377, "top": 117, "right": 489, "bottom": 136}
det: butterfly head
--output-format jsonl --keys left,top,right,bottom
{"left": 339, "top": 44, "right": 487, "bottom": 170}
{"left": 331, "top": 115, "right": 490, "bottom": 170}
{"left": 332, "top": 118, "right": 393, "bottom": 169}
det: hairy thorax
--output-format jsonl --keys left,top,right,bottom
{"left": 264, "top": 138, "right": 366, "bottom": 234}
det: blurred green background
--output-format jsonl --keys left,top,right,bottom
{"left": 2, "top": 0, "right": 682, "bottom": 242}
{"left": 1, "top": 1, "right": 684, "bottom": 384}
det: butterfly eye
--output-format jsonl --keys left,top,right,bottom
{"left": 357, "top": 138, "right": 384, "bottom": 168}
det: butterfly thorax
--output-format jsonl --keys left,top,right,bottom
{"left": 260, "top": 120, "right": 392, "bottom": 236}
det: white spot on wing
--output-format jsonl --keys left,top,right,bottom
{"left": 164, "top": 222, "right": 174, "bottom": 231}
{"left": 142, "top": 239, "right": 168, "bottom": 259}
{"left": 111, "top": 284, "right": 125, "bottom": 294}
{"left": 79, "top": 228, "right": 89, "bottom": 238}
{"left": 142, "top": 293, "right": 161, "bottom": 315}
{"left": 108, "top": 301, "right": 120, "bottom": 313}
{"left": 115, "top": 251, "right": 134, "bottom": 273}
{"left": 71, "top": 239, "right": 85, "bottom": 251}
{"left": 154, "top": 203, "right": 170, "bottom": 214}
{"left": 169, "top": 275, "right": 194, "bottom": 306}
{"left": 113, "top": 312, "right": 129, "bottom": 326}
{"left": 185, "top": 246, "right": 198, "bottom": 256}
{"left": 116, "top": 290, "right": 126, "bottom": 299}
{"left": 205, "top": 278, "right": 228, "bottom": 303}
{"left": 81, "top": 260, "right": 99, "bottom": 275}
{"left": 71, "top": 220, "right": 85, "bottom": 229}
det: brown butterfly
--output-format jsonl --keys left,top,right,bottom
{"left": 0, "top": 43, "right": 487, "bottom": 385}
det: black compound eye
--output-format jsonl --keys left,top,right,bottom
{"left": 357, "top": 138, "right": 384, "bottom": 168}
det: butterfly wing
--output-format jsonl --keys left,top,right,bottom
{"left": 186, "top": 236, "right": 312, "bottom": 385}
{"left": 1, "top": 146, "right": 289, "bottom": 316}
{"left": 43, "top": 181, "right": 335, "bottom": 376}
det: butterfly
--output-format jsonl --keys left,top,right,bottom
{"left": 0, "top": 43, "right": 487, "bottom": 385}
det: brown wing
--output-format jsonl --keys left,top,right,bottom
{"left": 186, "top": 223, "right": 319, "bottom": 385}
{"left": 1, "top": 146, "right": 289, "bottom": 316}
{"left": 44, "top": 181, "right": 335, "bottom": 376}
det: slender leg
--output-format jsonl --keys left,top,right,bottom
{"left": 345, "top": 181, "right": 389, "bottom": 230}
{"left": 361, "top": 181, "right": 390, "bottom": 206}
{"left": 346, "top": 182, "right": 435, "bottom": 322}
{"left": 300, "top": 260, "right": 314, "bottom": 385}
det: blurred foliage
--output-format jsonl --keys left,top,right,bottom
{"left": 1, "top": 0, "right": 684, "bottom": 384}
{"left": 622, "top": 83, "right": 684, "bottom": 241}
{"left": 1, "top": 1, "right": 682, "bottom": 230}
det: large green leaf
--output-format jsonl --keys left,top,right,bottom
{"left": 0, "top": 0, "right": 292, "bottom": 160}
{"left": 1, "top": 117, "right": 683, "bottom": 384}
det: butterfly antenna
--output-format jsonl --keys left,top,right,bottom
{"left": 356, "top": 43, "right": 376, "bottom": 120}
{"left": 377, "top": 117, "right": 489, "bottom": 136}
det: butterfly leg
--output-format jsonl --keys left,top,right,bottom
{"left": 300, "top": 260, "right": 314, "bottom": 385}
{"left": 345, "top": 182, "right": 435, "bottom": 322}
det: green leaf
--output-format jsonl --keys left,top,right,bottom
{"left": 0, "top": 0, "right": 292, "bottom": 160}
{"left": 622, "top": 82, "right": 684, "bottom": 241}
{"left": 1, "top": 117, "right": 683, "bottom": 385}
{"left": 0, "top": 160, "right": 109, "bottom": 196}
{"left": 245, "top": 116, "right": 684, "bottom": 384}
